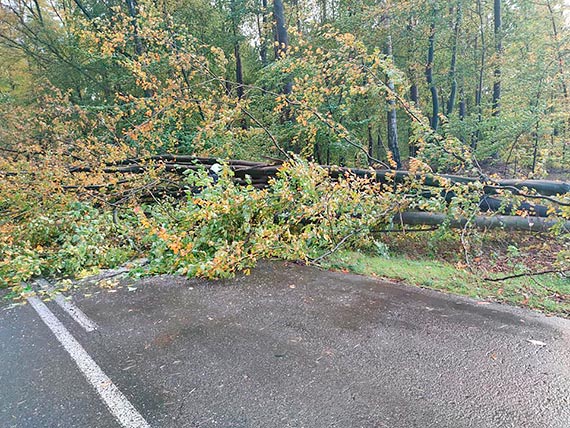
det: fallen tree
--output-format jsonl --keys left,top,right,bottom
{"left": 1, "top": 153, "right": 568, "bottom": 289}
{"left": 64, "top": 155, "right": 570, "bottom": 190}
{"left": 4, "top": 153, "right": 568, "bottom": 232}
{"left": 73, "top": 156, "right": 570, "bottom": 198}
{"left": 61, "top": 155, "right": 569, "bottom": 223}
{"left": 396, "top": 212, "right": 570, "bottom": 233}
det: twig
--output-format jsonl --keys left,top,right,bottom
{"left": 483, "top": 268, "right": 570, "bottom": 282}
{"left": 461, "top": 212, "right": 477, "bottom": 270}
{"left": 240, "top": 107, "right": 291, "bottom": 160}
{"left": 310, "top": 230, "right": 362, "bottom": 264}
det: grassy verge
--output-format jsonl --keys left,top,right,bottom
{"left": 325, "top": 250, "right": 570, "bottom": 317}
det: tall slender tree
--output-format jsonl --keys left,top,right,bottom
{"left": 384, "top": 11, "right": 401, "bottom": 168}
{"left": 273, "top": 0, "right": 291, "bottom": 94}
{"left": 446, "top": 1, "right": 462, "bottom": 116}
{"left": 425, "top": 9, "right": 439, "bottom": 130}
{"left": 492, "top": 0, "right": 502, "bottom": 116}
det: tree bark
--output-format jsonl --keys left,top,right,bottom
{"left": 273, "top": 0, "right": 292, "bottom": 94}
{"left": 230, "top": 0, "right": 244, "bottom": 99}
{"left": 492, "top": 0, "right": 502, "bottom": 116}
{"left": 258, "top": 0, "right": 269, "bottom": 65}
{"left": 473, "top": 0, "right": 486, "bottom": 149}
{"left": 396, "top": 212, "right": 570, "bottom": 233}
{"left": 125, "top": 0, "right": 152, "bottom": 97}
{"left": 368, "top": 124, "right": 374, "bottom": 166}
{"left": 426, "top": 17, "right": 439, "bottom": 130}
{"left": 446, "top": 2, "right": 461, "bottom": 116}
{"left": 385, "top": 28, "right": 401, "bottom": 168}
{"left": 125, "top": 0, "right": 144, "bottom": 58}
{"left": 546, "top": 0, "right": 569, "bottom": 162}
{"left": 409, "top": 84, "right": 419, "bottom": 157}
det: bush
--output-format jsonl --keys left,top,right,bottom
{"left": 140, "top": 160, "right": 403, "bottom": 279}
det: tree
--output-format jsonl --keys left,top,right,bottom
{"left": 273, "top": 0, "right": 291, "bottom": 94}
{"left": 492, "top": 0, "right": 502, "bottom": 116}
{"left": 384, "top": 14, "right": 401, "bottom": 168}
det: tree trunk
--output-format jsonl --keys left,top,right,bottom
{"left": 426, "top": 18, "right": 439, "bottom": 130}
{"left": 446, "top": 2, "right": 461, "bottom": 116}
{"left": 259, "top": 0, "right": 269, "bottom": 65}
{"left": 125, "top": 0, "right": 152, "bottom": 97}
{"left": 385, "top": 32, "right": 401, "bottom": 168}
{"left": 492, "top": 0, "right": 502, "bottom": 116}
{"left": 459, "top": 96, "right": 466, "bottom": 144}
{"left": 230, "top": 0, "right": 244, "bottom": 99}
{"left": 125, "top": 0, "right": 144, "bottom": 58}
{"left": 473, "top": 0, "right": 486, "bottom": 149}
{"left": 234, "top": 42, "right": 244, "bottom": 99}
{"left": 532, "top": 122, "right": 540, "bottom": 174}
{"left": 396, "top": 212, "right": 570, "bottom": 233}
{"left": 546, "top": 0, "right": 569, "bottom": 162}
{"left": 273, "top": 0, "right": 292, "bottom": 94}
{"left": 409, "top": 83, "right": 419, "bottom": 157}
{"left": 368, "top": 124, "right": 374, "bottom": 166}
{"left": 377, "top": 133, "right": 386, "bottom": 159}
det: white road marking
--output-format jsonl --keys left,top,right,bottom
{"left": 27, "top": 296, "right": 151, "bottom": 428}
{"left": 35, "top": 279, "right": 98, "bottom": 332}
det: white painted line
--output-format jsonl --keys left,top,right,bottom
{"left": 27, "top": 296, "right": 151, "bottom": 428}
{"left": 53, "top": 294, "right": 99, "bottom": 332}
{"left": 35, "top": 279, "right": 99, "bottom": 332}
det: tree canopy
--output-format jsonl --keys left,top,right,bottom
{"left": 0, "top": 0, "right": 568, "bottom": 172}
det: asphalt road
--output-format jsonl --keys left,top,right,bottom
{"left": 1, "top": 261, "right": 569, "bottom": 427}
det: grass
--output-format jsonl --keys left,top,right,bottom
{"left": 325, "top": 250, "right": 570, "bottom": 317}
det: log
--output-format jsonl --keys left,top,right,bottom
{"left": 65, "top": 157, "right": 568, "bottom": 219}
{"left": 328, "top": 167, "right": 570, "bottom": 197}
{"left": 71, "top": 155, "right": 570, "bottom": 198}
{"left": 113, "top": 155, "right": 272, "bottom": 168}
{"left": 396, "top": 212, "right": 570, "bottom": 233}
{"left": 496, "top": 179, "right": 570, "bottom": 197}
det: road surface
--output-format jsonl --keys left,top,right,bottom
{"left": 1, "top": 261, "right": 569, "bottom": 427}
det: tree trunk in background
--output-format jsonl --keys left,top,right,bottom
{"left": 273, "top": 0, "right": 292, "bottom": 94}
{"left": 368, "top": 124, "right": 374, "bottom": 166}
{"left": 125, "top": 0, "right": 144, "bottom": 57}
{"left": 446, "top": 2, "right": 461, "bottom": 116}
{"left": 73, "top": 0, "right": 92, "bottom": 19}
{"left": 459, "top": 95, "right": 466, "bottom": 143}
{"left": 273, "top": 0, "right": 289, "bottom": 56}
{"left": 377, "top": 133, "right": 386, "bottom": 160}
{"left": 473, "top": 0, "right": 486, "bottom": 150}
{"left": 426, "top": 18, "right": 439, "bottom": 130}
{"left": 125, "top": 0, "right": 152, "bottom": 98}
{"left": 258, "top": 0, "right": 269, "bottom": 66}
{"left": 410, "top": 84, "right": 419, "bottom": 107}
{"left": 532, "top": 122, "right": 540, "bottom": 173}
{"left": 234, "top": 42, "right": 244, "bottom": 99}
{"left": 492, "top": 0, "right": 502, "bottom": 116}
{"left": 230, "top": 0, "right": 244, "bottom": 99}
{"left": 385, "top": 30, "right": 402, "bottom": 168}
{"left": 409, "top": 83, "right": 419, "bottom": 157}
{"left": 546, "top": 0, "right": 569, "bottom": 162}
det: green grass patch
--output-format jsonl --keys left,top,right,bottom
{"left": 325, "top": 251, "right": 570, "bottom": 317}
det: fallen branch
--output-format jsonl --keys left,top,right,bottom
{"left": 483, "top": 269, "right": 570, "bottom": 282}
{"left": 310, "top": 230, "right": 362, "bottom": 264}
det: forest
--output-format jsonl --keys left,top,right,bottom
{"left": 0, "top": 0, "right": 569, "bottom": 311}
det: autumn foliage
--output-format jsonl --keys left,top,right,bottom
{"left": 0, "top": 0, "right": 569, "bottom": 290}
